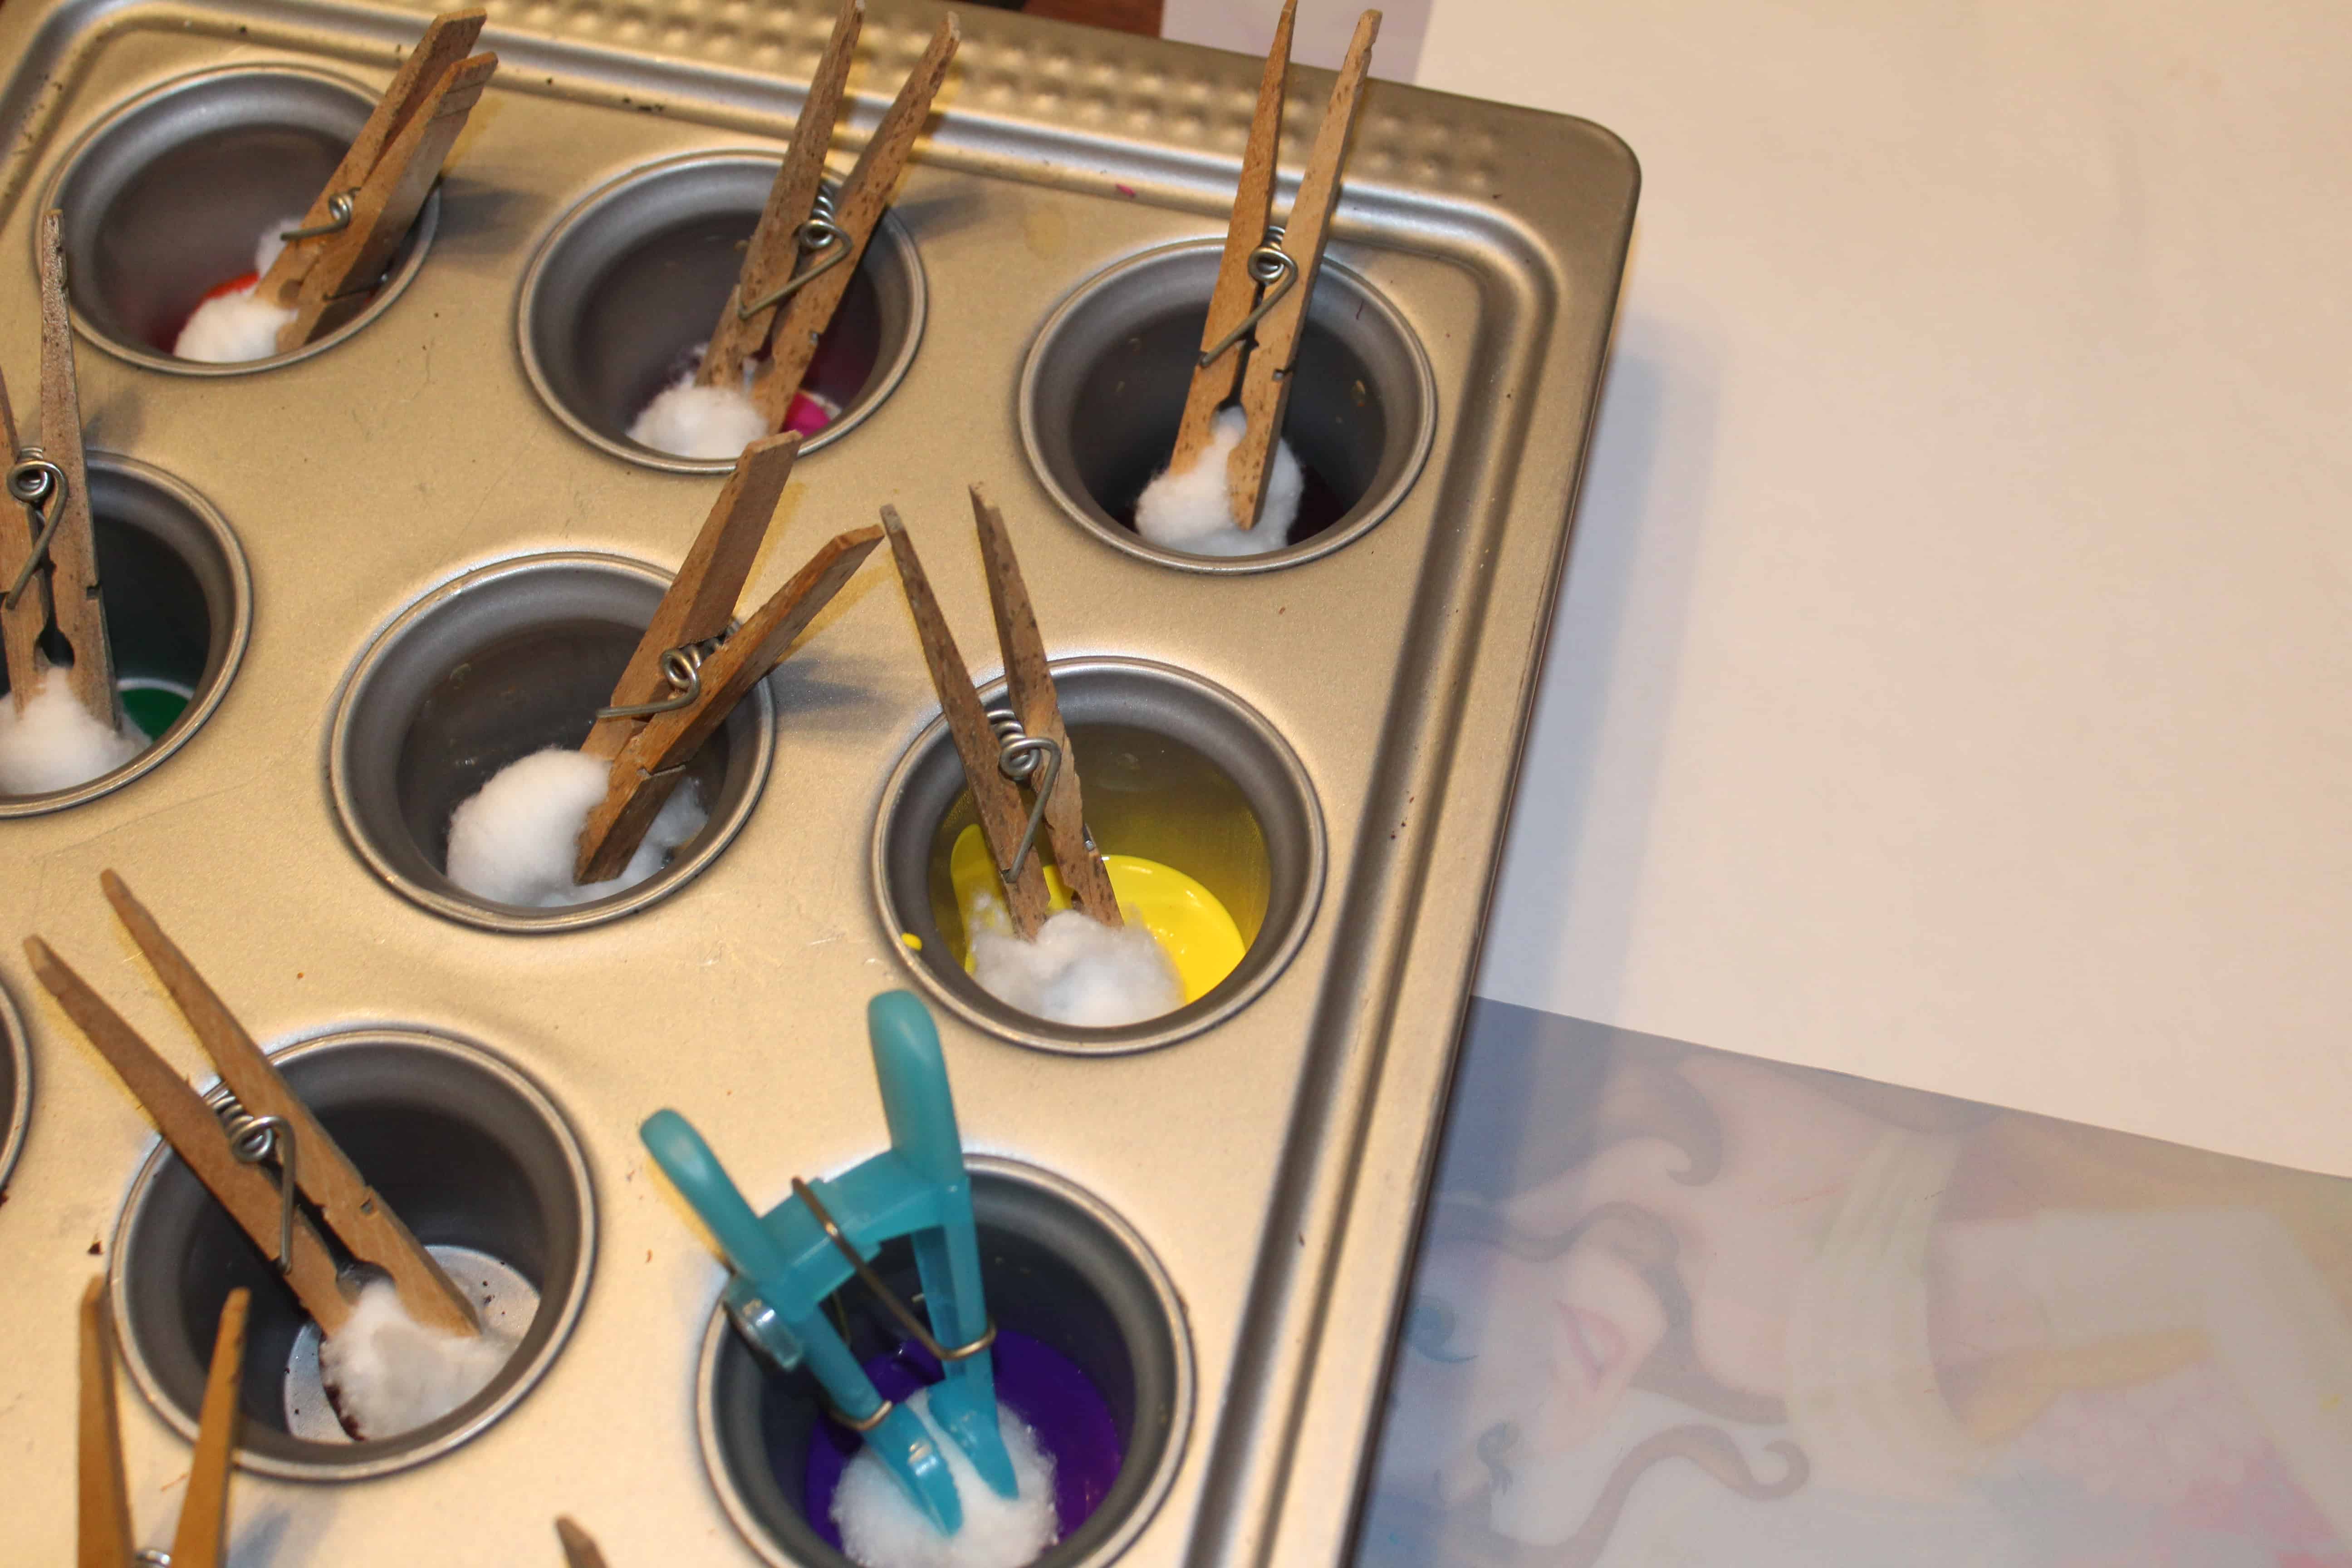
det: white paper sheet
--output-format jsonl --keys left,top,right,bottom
{"left": 1407, "top": 0, "right": 2352, "bottom": 1177}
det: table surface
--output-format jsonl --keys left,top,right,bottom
{"left": 1346, "top": 0, "right": 2352, "bottom": 1181}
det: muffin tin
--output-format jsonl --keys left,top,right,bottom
{"left": 0, "top": 0, "right": 1636, "bottom": 1562}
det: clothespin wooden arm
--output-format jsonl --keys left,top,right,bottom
{"left": 98, "top": 871, "right": 478, "bottom": 1336}
{"left": 702, "top": 0, "right": 864, "bottom": 388}
{"left": 581, "top": 431, "right": 802, "bottom": 762}
{"left": 576, "top": 524, "right": 883, "bottom": 882}
{"left": 751, "top": 13, "right": 960, "bottom": 428}
{"left": 279, "top": 49, "right": 499, "bottom": 350}
{"left": 970, "top": 485, "right": 1119, "bottom": 926}
{"left": 27, "top": 936, "right": 352, "bottom": 1333}
{"left": 556, "top": 1517, "right": 613, "bottom": 1568}
{"left": 0, "top": 365, "right": 47, "bottom": 715}
{"left": 1227, "top": 10, "right": 1379, "bottom": 529}
{"left": 78, "top": 1279, "right": 134, "bottom": 1568}
{"left": 168, "top": 1287, "right": 250, "bottom": 1568}
{"left": 880, "top": 505, "right": 1053, "bottom": 938}
{"left": 4, "top": 212, "right": 115, "bottom": 725}
{"left": 257, "top": 9, "right": 489, "bottom": 308}
{"left": 1168, "top": 0, "right": 1296, "bottom": 479}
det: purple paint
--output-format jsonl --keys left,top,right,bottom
{"left": 799, "top": 1329, "right": 1124, "bottom": 1552}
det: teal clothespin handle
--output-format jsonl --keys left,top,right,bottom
{"left": 642, "top": 1109, "right": 794, "bottom": 1284}
{"left": 868, "top": 992, "right": 1016, "bottom": 1499}
{"left": 644, "top": 1105, "right": 965, "bottom": 1533}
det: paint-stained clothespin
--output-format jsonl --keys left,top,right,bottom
{"left": 1168, "top": 5, "right": 1380, "bottom": 530}
{"left": 2, "top": 211, "right": 113, "bottom": 727}
{"left": 28, "top": 873, "right": 479, "bottom": 1342}
{"left": 573, "top": 431, "right": 882, "bottom": 881}
{"left": 80, "top": 1278, "right": 250, "bottom": 1568}
{"left": 256, "top": 8, "right": 497, "bottom": 351}
{"left": 642, "top": 991, "right": 1010, "bottom": 1536}
{"left": 880, "top": 487, "right": 1119, "bottom": 941}
{"left": 734, "top": 12, "right": 955, "bottom": 432}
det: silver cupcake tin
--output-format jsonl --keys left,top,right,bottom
{"left": 0, "top": 0, "right": 1635, "bottom": 1562}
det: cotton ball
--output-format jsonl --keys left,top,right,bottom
{"left": 252, "top": 215, "right": 300, "bottom": 278}
{"left": 443, "top": 745, "right": 707, "bottom": 907}
{"left": 0, "top": 680, "right": 146, "bottom": 794}
{"left": 971, "top": 906, "right": 1185, "bottom": 1027}
{"left": 174, "top": 289, "right": 298, "bottom": 363}
{"left": 1133, "top": 405, "right": 1305, "bottom": 557}
{"left": 628, "top": 366, "right": 772, "bottom": 461}
{"left": 833, "top": 1385, "right": 1060, "bottom": 1568}
{"left": 318, "top": 1277, "right": 518, "bottom": 1440}
{"left": 172, "top": 217, "right": 304, "bottom": 363}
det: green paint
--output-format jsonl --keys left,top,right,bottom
{"left": 118, "top": 680, "right": 192, "bottom": 741}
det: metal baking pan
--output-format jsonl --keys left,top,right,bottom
{"left": 0, "top": 0, "right": 1635, "bottom": 1561}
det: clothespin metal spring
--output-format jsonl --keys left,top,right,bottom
{"left": 280, "top": 190, "right": 358, "bottom": 242}
{"left": 202, "top": 1083, "right": 300, "bottom": 1277}
{"left": 3, "top": 451, "right": 69, "bottom": 610}
{"left": 984, "top": 706, "right": 1063, "bottom": 887}
{"left": 1196, "top": 225, "right": 1297, "bottom": 369}
{"left": 736, "top": 190, "right": 849, "bottom": 323}
{"left": 593, "top": 633, "right": 726, "bottom": 721}
{"left": 793, "top": 1176, "right": 999, "bottom": 1366}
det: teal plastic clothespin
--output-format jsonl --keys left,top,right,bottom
{"left": 641, "top": 991, "right": 1013, "bottom": 1535}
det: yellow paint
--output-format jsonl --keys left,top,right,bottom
{"left": 900, "top": 931, "right": 923, "bottom": 951}
{"left": 949, "top": 825, "right": 1246, "bottom": 1004}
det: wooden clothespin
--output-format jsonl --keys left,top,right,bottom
{"left": 700, "top": 0, "right": 865, "bottom": 391}
{"left": 255, "top": 8, "right": 497, "bottom": 351}
{"left": 555, "top": 1516, "right": 611, "bottom": 1568}
{"left": 881, "top": 486, "right": 1120, "bottom": 941}
{"left": 2, "top": 211, "right": 113, "bottom": 727}
{"left": 81, "top": 1277, "right": 250, "bottom": 1568}
{"left": 1167, "top": 5, "right": 1381, "bottom": 530}
{"left": 28, "top": 872, "right": 479, "bottom": 1343}
{"left": 573, "top": 432, "right": 882, "bottom": 881}
{"left": 696, "top": 5, "right": 960, "bottom": 429}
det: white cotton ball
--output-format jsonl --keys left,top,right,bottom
{"left": 627, "top": 366, "right": 772, "bottom": 461}
{"left": 833, "top": 1385, "right": 1060, "bottom": 1568}
{"left": 171, "top": 216, "right": 306, "bottom": 363}
{"left": 1133, "top": 405, "right": 1306, "bottom": 557}
{"left": 318, "top": 1277, "right": 518, "bottom": 1441}
{"left": 971, "top": 906, "right": 1185, "bottom": 1027}
{"left": 253, "top": 216, "right": 302, "bottom": 279}
{"left": 0, "top": 679, "right": 146, "bottom": 794}
{"left": 442, "top": 745, "right": 707, "bottom": 908}
{"left": 173, "top": 287, "right": 298, "bottom": 364}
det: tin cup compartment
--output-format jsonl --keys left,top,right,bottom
{"left": 46, "top": 66, "right": 440, "bottom": 373}
{"left": 0, "top": 980, "right": 29, "bottom": 1196}
{"left": 108, "top": 1028, "right": 595, "bottom": 1481}
{"left": 518, "top": 152, "right": 926, "bottom": 473}
{"left": 328, "top": 553, "right": 775, "bottom": 932}
{"left": 875, "top": 657, "right": 1323, "bottom": 1054}
{"left": 699, "top": 1158, "right": 1192, "bottom": 1568}
{"left": 0, "top": 455, "right": 251, "bottom": 817}
{"left": 1019, "top": 240, "right": 1436, "bottom": 572}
